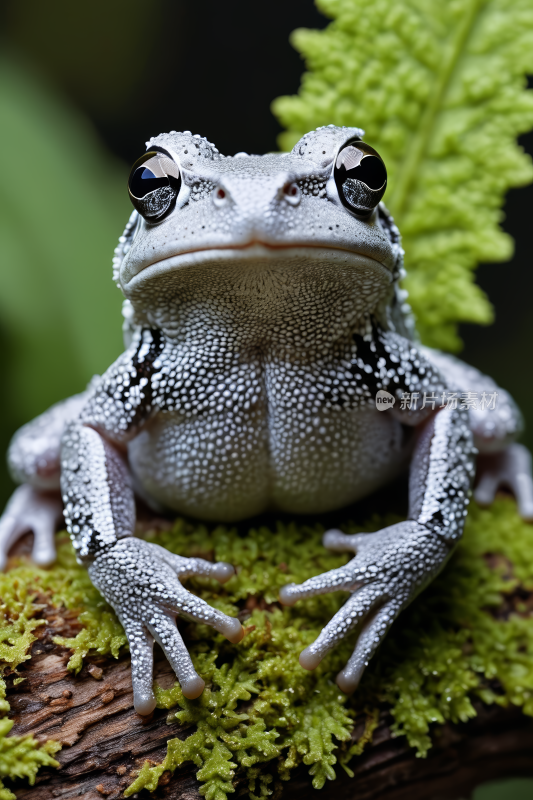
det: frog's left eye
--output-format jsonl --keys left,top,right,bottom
{"left": 334, "top": 140, "right": 387, "bottom": 217}
{"left": 128, "top": 151, "right": 182, "bottom": 222}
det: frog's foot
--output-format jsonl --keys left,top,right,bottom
{"left": 475, "top": 443, "right": 533, "bottom": 521}
{"left": 89, "top": 537, "right": 243, "bottom": 715}
{"left": 279, "top": 522, "right": 448, "bottom": 693}
{"left": 0, "top": 485, "right": 62, "bottom": 571}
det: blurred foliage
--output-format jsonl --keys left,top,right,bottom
{"left": 0, "top": 53, "right": 126, "bottom": 507}
{"left": 472, "top": 779, "right": 533, "bottom": 800}
{"left": 2, "top": 0, "right": 163, "bottom": 136}
{"left": 273, "top": 0, "right": 533, "bottom": 351}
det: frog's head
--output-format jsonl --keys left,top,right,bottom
{"left": 115, "top": 126, "right": 405, "bottom": 343}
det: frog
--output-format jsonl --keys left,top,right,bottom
{"left": 2, "top": 125, "right": 532, "bottom": 716}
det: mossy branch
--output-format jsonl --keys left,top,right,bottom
{"left": 3, "top": 500, "right": 533, "bottom": 798}
{"left": 0, "top": 578, "right": 61, "bottom": 799}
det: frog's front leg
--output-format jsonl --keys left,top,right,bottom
{"left": 280, "top": 405, "right": 475, "bottom": 693}
{"left": 62, "top": 421, "right": 243, "bottom": 714}
{"left": 61, "top": 329, "right": 243, "bottom": 714}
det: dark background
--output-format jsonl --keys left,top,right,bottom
{"left": 1, "top": 0, "right": 327, "bottom": 161}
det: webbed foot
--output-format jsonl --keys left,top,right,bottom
{"left": 0, "top": 485, "right": 62, "bottom": 571}
{"left": 89, "top": 537, "right": 243, "bottom": 715}
{"left": 279, "top": 522, "right": 447, "bottom": 693}
{"left": 475, "top": 443, "right": 533, "bottom": 521}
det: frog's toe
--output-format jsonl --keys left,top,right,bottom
{"left": 134, "top": 690, "right": 157, "bottom": 717}
{"left": 322, "top": 529, "right": 364, "bottom": 553}
{"left": 31, "top": 518, "right": 58, "bottom": 566}
{"left": 298, "top": 584, "right": 382, "bottom": 671}
{"left": 146, "top": 610, "right": 205, "bottom": 699}
{"left": 219, "top": 615, "right": 244, "bottom": 643}
{"left": 336, "top": 600, "right": 399, "bottom": 693}
{"left": 475, "top": 444, "right": 533, "bottom": 521}
{"left": 125, "top": 623, "right": 156, "bottom": 715}
{"left": 159, "top": 580, "right": 244, "bottom": 643}
{"left": 157, "top": 546, "right": 237, "bottom": 585}
{"left": 0, "top": 485, "right": 61, "bottom": 571}
{"left": 126, "top": 613, "right": 205, "bottom": 711}
{"left": 212, "top": 562, "right": 236, "bottom": 584}
{"left": 473, "top": 471, "right": 499, "bottom": 507}
{"left": 154, "top": 548, "right": 243, "bottom": 639}
{"left": 504, "top": 444, "right": 533, "bottom": 520}
{"left": 279, "top": 564, "right": 359, "bottom": 606}
{"left": 0, "top": 511, "right": 21, "bottom": 571}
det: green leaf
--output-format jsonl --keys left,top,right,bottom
{"left": 272, "top": 0, "right": 533, "bottom": 350}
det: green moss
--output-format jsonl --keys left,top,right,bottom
{"left": 0, "top": 569, "right": 62, "bottom": 798}
{"left": 0, "top": 718, "right": 61, "bottom": 800}
{"left": 2, "top": 499, "right": 533, "bottom": 798}
{"left": 272, "top": 0, "right": 533, "bottom": 351}
{"left": 123, "top": 501, "right": 533, "bottom": 795}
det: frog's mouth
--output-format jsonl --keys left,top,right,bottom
{"left": 122, "top": 242, "right": 393, "bottom": 292}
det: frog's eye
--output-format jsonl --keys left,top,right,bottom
{"left": 333, "top": 140, "right": 387, "bottom": 217}
{"left": 128, "top": 151, "right": 182, "bottom": 222}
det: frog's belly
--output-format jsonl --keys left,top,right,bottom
{"left": 129, "top": 408, "right": 271, "bottom": 521}
{"left": 128, "top": 406, "right": 410, "bottom": 521}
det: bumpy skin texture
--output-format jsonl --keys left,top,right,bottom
{"left": 2, "top": 126, "right": 532, "bottom": 711}
{"left": 88, "top": 538, "right": 241, "bottom": 713}
{"left": 280, "top": 404, "right": 475, "bottom": 688}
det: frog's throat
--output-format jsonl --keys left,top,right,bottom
{"left": 122, "top": 245, "right": 394, "bottom": 348}
{"left": 121, "top": 243, "right": 393, "bottom": 295}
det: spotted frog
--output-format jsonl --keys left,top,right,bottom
{"left": 2, "top": 126, "right": 532, "bottom": 714}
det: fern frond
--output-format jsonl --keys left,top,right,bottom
{"left": 272, "top": 0, "right": 533, "bottom": 350}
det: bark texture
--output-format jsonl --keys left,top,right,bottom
{"left": 5, "top": 623, "right": 533, "bottom": 800}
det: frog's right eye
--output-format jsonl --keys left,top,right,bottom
{"left": 334, "top": 140, "right": 387, "bottom": 217}
{"left": 128, "top": 151, "right": 181, "bottom": 222}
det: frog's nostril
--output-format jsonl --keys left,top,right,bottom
{"left": 216, "top": 188, "right": 226, "bottom": 200}
{"left": 282, "top": 182, "right": 301, "bottom": 206}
